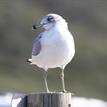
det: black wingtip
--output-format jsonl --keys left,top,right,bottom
{"left": 32, "top": 25, "right": 37, "bottom": 30}
{"left": 26, "top": 59, "right": 32, "bottom": 63}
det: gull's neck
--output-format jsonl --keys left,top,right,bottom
{"left": 53, "top": 21, "right": 68, "bottom": 32}
{"left": 43, "top": 21, "right": 70, "bottom": 39}
{"left": 49, "top": 21, "right": 68, "bottom": 32}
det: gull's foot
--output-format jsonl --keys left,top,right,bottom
{"left": 62, "top": 90, "right": 68, "bottom": 93}
{"left": 62, "top": 90, "right": 72, "bottom": 93}
{"left": 62, "top": 90, "right": 75, "bottom": 95}
{"left": 46, "top": 91, "right": 54, "bottom": 93}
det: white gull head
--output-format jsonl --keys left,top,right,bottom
{"left": 32, "top": 13, "right": 68, "bottom": 30}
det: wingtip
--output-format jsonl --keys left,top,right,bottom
{"left": 32, "top": 25, "right": 37, "bottom": 30}
{"left": 26, "top": 59, "right": 32, "bottom": 64}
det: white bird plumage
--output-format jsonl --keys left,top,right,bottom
{"left": 28, "top": 13, "right": 75, "bottom": 92}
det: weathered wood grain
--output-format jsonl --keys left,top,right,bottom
{"left": 27, "top": 92, "right": 72, "bottom": 107}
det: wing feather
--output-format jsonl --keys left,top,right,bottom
{"left": 32, "top": 34, "right": 42, "bottom": 56}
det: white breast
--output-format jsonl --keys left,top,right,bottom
{"left": 32, "top": 25, "right": 75, "bottom": 70}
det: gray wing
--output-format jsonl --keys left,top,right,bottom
{"left": 32, "top": 34, "right": 42, "bottom": 56}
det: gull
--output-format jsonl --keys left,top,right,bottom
{"left": 27, "top": 13, "right": 75, "bottom": 92}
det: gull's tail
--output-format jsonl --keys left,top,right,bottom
{"left": 26, "top": 59, "right": 32, "bottom": 64}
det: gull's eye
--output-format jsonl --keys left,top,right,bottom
{"left": 47, "top": 16, "right": 53, "bottom": 22}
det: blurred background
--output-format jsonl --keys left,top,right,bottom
{"left": 0, "top": 0, "right": 107, "bottom": 101}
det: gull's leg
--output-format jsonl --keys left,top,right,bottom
{"left": 43, "top": 71, "right": 49, "bottom": 92}
{"left": 60, "top": 69, "right": 66, "bottom": 92}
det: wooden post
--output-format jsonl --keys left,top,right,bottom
{"left": 27, "top": 92, "right": 72, "bottom": 107}
{"left": 13, "top": 92, "right": 72, "bottom": 107}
